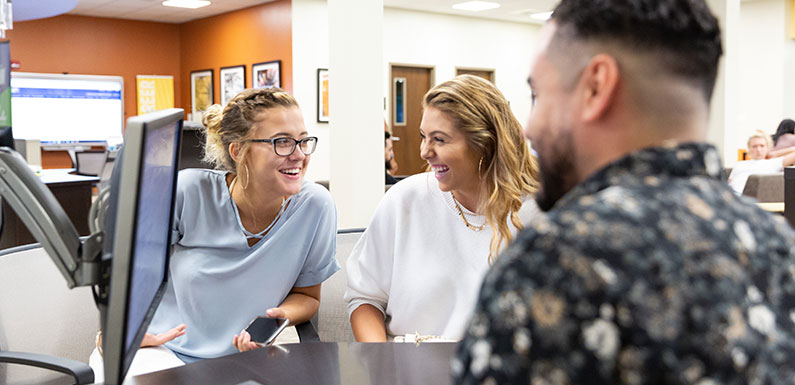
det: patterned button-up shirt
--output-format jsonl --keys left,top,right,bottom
{"left": 453, "top": 143, "right": 795, "bottom": 385}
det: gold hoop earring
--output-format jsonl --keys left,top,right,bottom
{"left": 478, "top": 157, "right": 484, "bottom": 180}
{"left": 242, "top": 164, "right": 250, "bottom": 190}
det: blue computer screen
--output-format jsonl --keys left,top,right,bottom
{"left": 124, "top": 120, "right": 179, "bottom": 351}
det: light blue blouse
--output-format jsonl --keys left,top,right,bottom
{"left": 147, "top": 169, "right": 340, "bottom": 360}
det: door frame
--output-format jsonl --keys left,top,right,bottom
{"left": 386, "top": 63, "right": 435, "bottom": 134}
{"left": 455, "top": 66, "right": 496, "bottom": 83}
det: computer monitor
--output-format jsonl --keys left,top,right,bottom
{"left": 11, "top": 72, "right": 123, "bottom": 148}
{"left": 75, "top": 150, "right": 108, "bottom": 176}
{"left": 179, "top": 122, "right": 210, "bottom": 170}
{"left": 101, "top": 108, "right": 183, "bottom": 384}
{"left": 0, "top": 126, "right": 14, "bottom": 150}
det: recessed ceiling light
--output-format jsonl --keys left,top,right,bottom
{"left": 162, "top": 0, "right": 211, "bottom": 9}
{"left": 530, "top": 11, "right": 553, "bottom": 21}
{"left": 452, "top": 1, "right": 500, "bottom": 12}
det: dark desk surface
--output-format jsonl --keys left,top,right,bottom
{"left": 128, "top": 342, "right": 458, "bottom": 385}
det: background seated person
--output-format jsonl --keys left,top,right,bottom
{"left": 385, "top": 131, "right": 398, "bottom": 185}
{"left": 728, "top": 129, "right": 795, "bottom": 194}
{"left": 345, "top": 75, "right": 541, "bottom": 343}
{"left": 91, "top": 88, "right": 340, "bottom": 380}
{"left": 770, "top": 118, "right": 795, "bottom": 152}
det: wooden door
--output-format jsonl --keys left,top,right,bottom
{"left": 456, "top": 68, "right": 494, "bottom": 83}
{"left": 391, "top": 66, "right": 432, "bottom": 176}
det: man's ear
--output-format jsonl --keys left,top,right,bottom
{"left": 229, "top": 142, "right": 241, "bottom": 163}
{"left": 579, "top": 54, "right": 620, "bottom": 123}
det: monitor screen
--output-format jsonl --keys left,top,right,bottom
{"left": 101, "top": 108, "right": 183, "bottom": 384}
{"left": 0, "top": 126, "right": 13, "bottom": 149}
{"left": 75, "top": 150, "right": 107, "bottom": 176}
{"left": 10, "top": 72, "right": 123, "bottom": 145}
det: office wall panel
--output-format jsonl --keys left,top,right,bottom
{"left": 6, "top": 15, "right": 181, "bottom": 123}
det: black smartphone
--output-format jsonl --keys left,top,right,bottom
{"left": 244, "top": 316, "right": 289, "bottom": 346}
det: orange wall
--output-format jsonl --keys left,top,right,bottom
{"left": 180, "top": 0, "right": 293, "bottom": 116}
{"left": 5, "top": 15, "right": 182, "bottom": 123}
{"left": 5, "top": 0, "right": 293, "bottom": 123}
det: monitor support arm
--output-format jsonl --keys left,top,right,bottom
{"left": 0, "top": 148, "right": 101, "bottom": 384}
{"left": 0, "top": 148, "right": 104, "bottom": 287}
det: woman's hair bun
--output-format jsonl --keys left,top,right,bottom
{"left": 202, "top": 104, "right": 224, "bottom": 133}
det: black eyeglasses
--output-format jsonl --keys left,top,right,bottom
{"left": 249, "top": 136, "right": 318, "bottom": 156}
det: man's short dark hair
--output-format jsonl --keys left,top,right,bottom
{"left": 551, "top": 0, "right": 723, "bottom": 102}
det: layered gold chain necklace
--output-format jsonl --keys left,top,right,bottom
{"left": 451, "top": 192, "right": 485, "bottom": 231}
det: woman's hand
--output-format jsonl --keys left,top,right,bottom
{"left": 232, "top": 329, "right": 260, "bottom": 352}
{"left": 232, "top": 308, "right": 289, "bottom": 352}
{"left": 141, "top": 324, "right": 186, "bottom": 347}
{"left": 265, "top": 307, "right": 289, "bottom": 322}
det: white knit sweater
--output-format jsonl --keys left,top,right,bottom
{"left": 344, "top": 172, "right": 539, "bottom": 340}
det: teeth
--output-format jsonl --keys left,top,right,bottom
{"left": 432, "top": 165, "right": 449, "bottom": 173}
{"left": 280, "top": 168, "right": 300, "bottom": 175}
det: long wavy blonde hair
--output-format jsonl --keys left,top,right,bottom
{"left": 201, "top": 88, "right": 299, "bottom": 175}
{"left": 423, "top": 75, "right": 539, "bottom": 263}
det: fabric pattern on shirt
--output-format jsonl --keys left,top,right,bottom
{"left": 453, "top": 143, "right": 795, "bottom": 385}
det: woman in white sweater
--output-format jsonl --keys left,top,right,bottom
{"left": 345, "top": 75, "right": 540, "bottom": 342}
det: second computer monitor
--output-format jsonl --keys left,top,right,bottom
{"left": 101, "top": 108, "right": 183, "bottom": 384}
{"left": 0, "top": 126, "right": 14, "bottom": 150}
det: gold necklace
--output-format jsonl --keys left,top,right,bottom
{"left": 451, "top": 192, "right": 485, "bottom": 231}
{"left": 230, "top": 176, "right": 285, "bottom": 238}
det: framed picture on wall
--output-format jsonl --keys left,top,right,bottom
{"left": 317, "top": 68, "right": 329, "bottom": 123}
{"left": 252, "top": 60, "right": 281, "bottom": 89}
{"left": 220, "top": 65, "right": 246, "bottom": 106}
{"left": 190, "top": 69, "right": 213, "bottom": 121}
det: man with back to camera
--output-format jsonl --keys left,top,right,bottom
{"left": 453, "top": 0, "right": 795, "bottom": 384}
{"left": 728, "top": 130, "right": 795, "bottom": 194}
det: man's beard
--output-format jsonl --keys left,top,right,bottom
{"left": 385, "top": 160, "right": 392, "bottom": 171}
{"left": 534, "top": 133, "right": 577, "bottom": 212}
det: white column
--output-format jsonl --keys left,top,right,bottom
{"left": 328, "top": 0, "right": 384, "bottom": 228}
{"left": 707, "top": 0, "right": 741, "bottom": 166}
{"left": 784, "top": 0, "right": 795, "bottom": 119}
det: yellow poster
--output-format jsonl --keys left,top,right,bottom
{"left": 791, "top": 0, "right": 795, "bottom": 39}
{"left": 136, "top": 75, "right": 174, "bottom": 115}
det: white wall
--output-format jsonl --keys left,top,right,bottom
{"left": 328, "top": 0, "right": 384, "bottom": 229}
{"left": 707, "top": 0, "right": 741, "bottom": 167}
{"left": 292, "top": 0, "right": 329, "bottom": 183}
{"left": 295, "top": 0, "right": 795, "bottom": 172}
{"left": 732, "top": 0, "right": 788, "bottom": 164}
{"left": 784, "top": 0, "right": 795, "bottom": 120}
{"left": 382, "top": 8, "right": 541, "bottom": 133}
{"left": 292, "top": 1, "right": 542, "bottom": 182}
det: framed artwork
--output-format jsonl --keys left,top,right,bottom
{"left": 317, "top": 68, "right": 329, "bottom": 123}
{"left": 220, "top": 65, "right": 246, "bottom": 106}
{"left": 190, "top": 69, "right": 213, "bottom": 121}
{"left": 252, "top": 60, "right": 281, "bottom": 89}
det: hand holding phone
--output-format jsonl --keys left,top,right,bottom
{"left": 243, "top": 316, "right": 289, "bottom": 347}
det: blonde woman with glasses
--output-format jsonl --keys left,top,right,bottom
{"left": 345, "top": 75, "right": 541, "bottom": 342}
{"left": 91, "top": 87, "right": 340, "bottom": 381}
